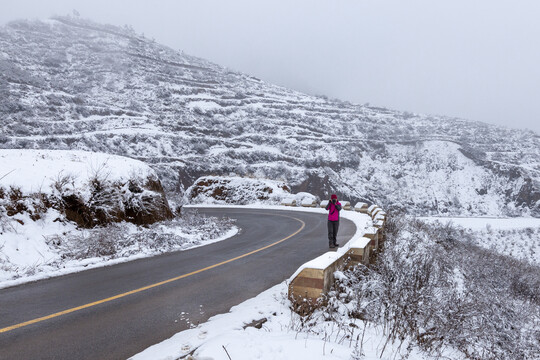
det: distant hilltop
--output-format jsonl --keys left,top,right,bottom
{"left": 1, "top": 16, "right": 539, "bottom": 217}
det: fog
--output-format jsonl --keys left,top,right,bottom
{"left": 3, "top": 0, "right": 540, "bottom": 133}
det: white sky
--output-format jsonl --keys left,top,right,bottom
{"left": 2, "top": 0, "right": 540, "bottom": 133}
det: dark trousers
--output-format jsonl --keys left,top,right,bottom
{"left": 327, "top": 220, "right": 339, "bottom": 245}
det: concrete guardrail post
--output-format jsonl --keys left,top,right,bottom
{"left": 354, "top": 202, "right": 368, "bottom": 213}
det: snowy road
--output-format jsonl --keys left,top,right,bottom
{"left": 0, "top": 208, "right": 355, "bottom": 360}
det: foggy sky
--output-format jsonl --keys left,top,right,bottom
{"left": 2, "top": 0, "right": 540, "bottom": 133}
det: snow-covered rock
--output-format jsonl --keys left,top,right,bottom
{"left": 0, "top": 149, "right": 172, "bottom": 227}
{"left": 186, "top": 176, "right": 291, "bottom": 205}
{"left": 294, "top": 192, "right": 319, "bottom": 207}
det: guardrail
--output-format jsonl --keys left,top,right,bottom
{"left": 288, "top": 202, "right": 386, "bottom": 309}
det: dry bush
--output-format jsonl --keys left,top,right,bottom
{"left": 46, "top": 210, "right": 235, "bottom": 261}
{"left": 49, "top": 171, "right": 172, "bottom": 228}
{"left": 0, "top": 185, "right": 50, "bottom": 222}
{"left": 343, "top": 213, "right": 540, "bottom": 360}
{"left": 47, "top": 224, "right": 124, "bottom": 259}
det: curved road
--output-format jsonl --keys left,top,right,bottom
{"left": 0, "top": 208, "right": 356, "bottom": 360}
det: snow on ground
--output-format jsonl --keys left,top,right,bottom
{"left": 0, "top": 209, "right": 238, "bottom": 289}
{"left": 419, "top": 216, "right": 540, "bottom": 266}
{"left": 418, "top": 216, "right": 540, "bottom": 230}
{"left": 0, "top": 149, "right": 154, "bottom": 194}
{"left": 471, "top": 226, "right": 540, "bottom": 266}
{"left": 294, "top": 191, "right": 319, "bottom": 206}
{"left": 187, "top": 100, "right": 222, "bottom": 112}
{"left": 131, "top": 282, "right": 435, "bottom": 360}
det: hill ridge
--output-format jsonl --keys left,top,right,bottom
{"left": 1, "top": 16, "right": 539, "bottom": 216}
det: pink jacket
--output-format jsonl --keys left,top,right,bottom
{"left": 326, "top": 201, "right": 342, "bottom": 221}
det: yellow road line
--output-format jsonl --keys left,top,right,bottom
{"left": 0, "top": 216, "right": 306, "bottom": 334}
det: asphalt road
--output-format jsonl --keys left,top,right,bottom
{"left": 0, "top": 208, "right": 356, "bottom": 360}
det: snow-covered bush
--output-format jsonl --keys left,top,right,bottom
{"left": 288, "top": 213, "right": 540, "bottom": 359}
{"left": 46, "top": 209, "right": 235, "bottom": 261}
{"left": 0, "top": 185, "right": 49, "bottom": 223}
{"left": 336, "top": 214, "right": 540, "bottom": 359}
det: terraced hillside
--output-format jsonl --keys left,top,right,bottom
{"left": 1, "top": 16, "right": 539, "bottom": 216}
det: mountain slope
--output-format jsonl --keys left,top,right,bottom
{"left": 1, "top": 16, "right": 539, "bottom": 216}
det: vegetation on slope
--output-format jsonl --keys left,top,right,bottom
{"left": 0, "top": 16, "right": 539, "bottom": 216}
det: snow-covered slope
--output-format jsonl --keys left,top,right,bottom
{"left": 420, "top": 216, "right": 540, "bottom": 266}
{"left": 0, "top": 149, "right": 172, "bottom": 228}
{"left": 1, "top": 16, "right": 539, "bottom": 216}
{"left": 0, "top": 149, "right": 154, "bottom": 194}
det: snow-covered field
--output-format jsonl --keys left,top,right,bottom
{"left": 419, "top": 216, "right": 540, "bottom": 265}
{"left": 419, "top": 216, "right": 540, "bottom": 230}
{"left": 0, "top": 149, "right": 154, "bottom": 194}
{"left": 472, "top": 226, "right": 540, "bottom": 265}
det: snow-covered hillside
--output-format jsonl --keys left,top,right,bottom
{"left": 0, "top": 149, "right": 154, "bottom": 194}
{"left": 420, "top": 216, "right": 540, "bottom": 266}
{"left": 1, "top": 16, "right": 539, "bottom": 216}
{"left": 0, "top": 149, "right": 172, "bottom": 227}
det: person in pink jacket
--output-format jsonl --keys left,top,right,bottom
{"left": 325, "top": 194, "right": 342, "bottom": 248}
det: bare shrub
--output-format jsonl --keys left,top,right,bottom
{"left": 46, "top": 211, "right": 235, "bottom": 261}
{"left": 287, "top": 211, "right": 540, "bottom": 359}
{"left": 345, "top": 214, "right": 540, "bottom": 359}
{"left": 50, "top": 224, "right": 126, "bottom": 259}
{"left": 48, "top": 170, "right": 172, "bottom": 228}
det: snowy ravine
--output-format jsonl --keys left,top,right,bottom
{"left": 1, "top": 16, "right": 539, "bottom": 216}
